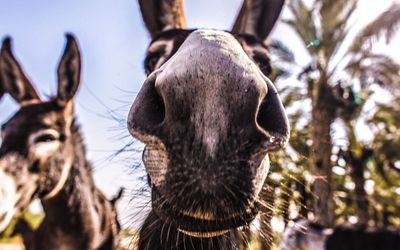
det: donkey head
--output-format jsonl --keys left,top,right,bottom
{"left": 129, "top": 0, "right": 289, "bottom": 236}
{"left": 0, "top": 35, "right": 81, "bottom": 231}
{"left": 128, "top": 0, "right": 289, "bottom": 236}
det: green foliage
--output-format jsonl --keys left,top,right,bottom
{"left": 0, "top": 210, "right": 44, "bottom": 243}
{"left": 22, "top": 211, "right": 44, "bottom": 229}
{"left": 264, "top": 0, "right": 400, "bottom": 233}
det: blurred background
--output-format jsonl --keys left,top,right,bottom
{"left": 1, "top": 0, "right": 400, "bottom": 249}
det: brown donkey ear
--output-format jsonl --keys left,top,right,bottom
{"left": 232, "top": 0, "right": 285, "bottom": 41}
{"left": 0, "top": 37, "right": 41, "bottom": 105}
{"left": 138, "top": 0, "right": 187, "bottom": 38}
{"left": 57, "top": 34, "right": 81, "bottom": 106}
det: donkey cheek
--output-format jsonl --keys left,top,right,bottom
{"left": 30, "top": 141, "right": 61, "bottom": 159}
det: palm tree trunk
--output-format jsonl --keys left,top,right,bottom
{"left": 349, "top": 158, "right": 369, "bottom": 225}
{"left": 345, "top": 125, "right": 371, "bottom": 226}
{"left": 383, "top": 206, "right": 390, "bottom": 227}
{"left": 311, "top": 105, "right": 335, "bottom": 227}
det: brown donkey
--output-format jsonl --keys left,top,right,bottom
{"left": 128, "top": 0, "right": 289, "bottom": 249}
{"left": 0, "top": 35, "right": 120, "bottom": 250}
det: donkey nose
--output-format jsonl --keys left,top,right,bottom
{"left": 128, "top": 30, "right": 289, "bottom": 152}
{"left": 128, "top": 70, "right": 289, "bottom": 153}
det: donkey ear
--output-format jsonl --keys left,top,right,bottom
{"left": 57, "top": 34, "right": 81, "bottom": 105}
{"left": 138, "top": 0, "right": 186, "bottom": 38}
{"left": 0, "top": 37, "right": 41, "bottom": 105}
{"left": 232, "top": 0, "right": 285, "bottom": 41}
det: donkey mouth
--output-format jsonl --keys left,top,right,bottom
{"left": 177, "top": 228, "right": 230, "bottom": 238}
{"left": 152, "top": 188, "right": 260, "bottom": 236}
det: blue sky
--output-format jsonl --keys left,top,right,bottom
{"left": 0, "top": 0, "right": 398, "bottom": 228}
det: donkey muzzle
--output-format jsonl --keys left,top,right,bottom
{"left": 128, "top": 30, "right": 289, "bottom": 229}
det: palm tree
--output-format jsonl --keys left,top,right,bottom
{"left": 347, "top": 96, "right": 400, "bottom": 226}
{"left": 340, "top": 123, "right": 372, "bottom": 225}
{"left": 283, "top": 0, "right": 400, "bottom": 226}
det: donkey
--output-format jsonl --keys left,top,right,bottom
{"left": 128, "top": 0, "right": 289, "bottom": 249}
{"left": 0, "top": 35, "right": 120, "bottom": 250}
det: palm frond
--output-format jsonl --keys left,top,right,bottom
{"left": 350, "top": 3, "right": 400, "bottom": 53}
{"left": 282, "top": 88, "right": 308, "bottom": 107}
{"left": 320, "top": 0, "right": 358, "bottom": 62}
{"left": 284, "top": 0, "right": 318, "bottom": 53}
{"left": 270, "top": 39, "right": 295, "bottom": 63}
{"left": 345, "top": 52, "right": 400, "bottom": 90}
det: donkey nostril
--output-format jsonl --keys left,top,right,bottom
{"left": 256, "top": 80, "right": 289, "bottom": 149}
{"left": 128, "top": 75, "right": 165, "bottom": 137}
{"left": 145, "top": 89, "right": 165, "bottom": 126}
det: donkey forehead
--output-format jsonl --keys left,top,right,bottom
{"left": 2, "top": 102, "right": 64, "bottom": 133}
{"left": 166, "top": 29, "right": 257, "bottom": 67}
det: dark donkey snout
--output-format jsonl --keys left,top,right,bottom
{"left": 129, "top": 31, "right": 289, "bottom": 154}
{"left": 128, "top": 30, "right": 290, "bottom": 215}
{"left": 128, "top": 32, "right": 289, "bottom": 212}
{"left": 129, "top": 30, "right": 289, "bottom": 224}
{"left": 129, "top": 73, "right": 288, "bottom": 150}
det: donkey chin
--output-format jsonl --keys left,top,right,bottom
{"left": 0, "top": 154, "right": 38, "bottom": 232}
{"left": 148, "top": 151, "right": 272, "bottom": 237}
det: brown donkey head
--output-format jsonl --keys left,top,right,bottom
{"left": 0, "top": 35, "right": 81, "bottom": 231}
{"left": 129, "top": 0, "right": 290, "bottom": 236}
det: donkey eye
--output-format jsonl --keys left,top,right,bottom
{"left": 253, "top": 52, "right": 272, "bottom": 76}
{"left": 33, "top": 134, "right": 57, "bottom": 144}
{"left": 145, "top": 51, "right": 163, "bottom": 75}
{"left": 29, "top": 129, "right": 61, "bottom": 147}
